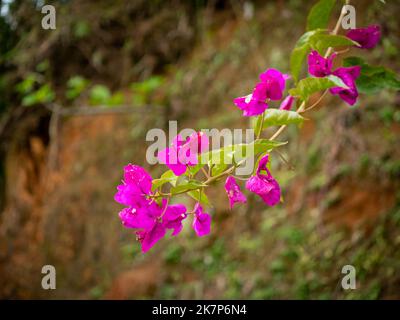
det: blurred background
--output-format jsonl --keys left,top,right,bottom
{"left": 0, "top": 0, "right": 399, "bottom": 299}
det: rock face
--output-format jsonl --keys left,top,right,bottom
{"left": 0, "top": 114, "right": 138, "bottom": 298}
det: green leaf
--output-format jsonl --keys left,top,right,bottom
{"left": 15, "top": 74, "right": 38, "bottom": 95}
{"left": 202, "top": 139, "right": 286, "bottom": 167}
{"left": 290, "top": 44, "right": 310, "bottom": 83}
{"left": 152, "top": 170, "right": 178, "bottom": 191}
{"left": 89, "top": 85, "right": 111, "bottom": 105}
{"left": 130, "top": 76, "right": 165, "bottom": 94}
{"left": 21, "top": 94, "right": 37, "bottom": 107}
{"left": 289, "top": 75, "right": 347, "bottom": 100}
{"left": 343, "top": 56, "right": 400, "bottom": 94}
{"left": 36, "top": 60, "right": 50, "bottom": 73}
{"left": 188, "top": 190, "right": 210, "bottom": 207}
{"left": 66, "top": 76, "right": 88, "bottom": 100}
{"left": 74, "top": 20, "right": 91, "bottom": 38}
{"left": 170, "top": 180, "right": 206, "bottom": 195}
{"left": 295, "top": 29, "right": 325, "bottom": 47}
{"left": 253, "top": 113, "right": 264, "bottom": 136}
{"left": 189, "top": 139, "right": 286, "bottom": 176}
{"left": 35, "top": 84, "right": 55, "bottom": 103}
{"left": 262, "top": 109, "right": 305, "bottom": 127}
{"left": 252, "top": 139, "right": 288, "bottom": 154}
{"left": 309, "top": 34, "right": 358, "bottom": 54}
{"left": 107, "top": 92, "right": 125, "bottom": 106}
{"left": 211, "top": 163, "right": 227, "bottom": 176}
{"left": 290, "top": 29, "right": 325, "bottom": 82}
{"left": 22, "top": 84, "right": 55, "bottom": 107}
{"left": 307, "top": 0, "right": 336, "bottom": 31}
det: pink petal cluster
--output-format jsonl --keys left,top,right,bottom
{"left": 307, "top": 50, "right": 361, "bottom": 106}
{"left": 115, "top": 164, "right": 188, "bottom": 253}
{"left": 224, "top": 176, "right": 247, "bottom": 209}
{"left": 279, "top": 95, "right": 295, "bottom": 111}
{"left": 346, "top": 25, "right": 381, "bottom": 49}
{"left": 157, "top": 132, "right": 209, "bottom": 176}
{"left": 192, "top": 203, "right": 211, "bottom": 237}
{"left": 234, "top": 68, "right": 289, "bottom": 116}
{"left": 329, "top": 66, "right": 361, "bottom": 106}
{"left": 246, "top": 154, "right": 281, "bottom": 206}
{"left": 308, "top": 50, "right": 336, "bottom": 77}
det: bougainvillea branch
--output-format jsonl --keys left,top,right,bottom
{"left": 114, "top": 0, "right": 399, "bottom": 253}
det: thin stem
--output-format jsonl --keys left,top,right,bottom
{"left": 151, "top": 159, "right": 246, "bottom": 199}
{"left": 159, "top": 197, "right": 170, "bottom": 219}
{"left": 269, "top": 123, "right": 289, "bottom": 141}
{"left": 300, "top": 90, "right": 329, "bottom": 114}
{"left": 256, "top": 112, "right": 265, "bottom": 139}
{"left": 324, "top": 2, "right": 347, "bottom": 58}
{"left": 208, "top": 164, "right": 214, "bottom": 177}
{"left": 201, "top": 166, "right": 210, "bottom": 179}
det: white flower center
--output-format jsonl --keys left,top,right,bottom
{"left": 245, "top": 94, "right": 253, "bottom": 103}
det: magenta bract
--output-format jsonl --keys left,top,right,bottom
{"left": 329, "top": 66, "right": 361, "bottom": 106}
{"left": 115, "top": 164, "right": 188, "bottom": 253}
{"left": 224, "top": 176, "right": 247, "bottom": 209}
{"left": 233, "top": 68, "right": 289, "bottom": 116}
{"left": 192, "top": 203, "right": 211, "bottom": 237}
{"left": 279, "top": 95, "right": 295, "bottom": 111}
{"left": 259, "top": 68, "right": 290, "bottom": 101}
{"left": 245, "top": 154, "right": 281, "bottom": 206}
{"left": 346, "top": 25, "right": 381, "bottom": 49}
{"left": 157, "top": 132, "right": 209, "bottom": 176}
{"left": 308, "top": 50, "right": 336, "bottom": 77}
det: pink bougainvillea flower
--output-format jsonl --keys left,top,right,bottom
{"left": 279, "top": 95, "right": 295, "bottom": 111}
{"left": 136, "top": 222, "right": 166, "bottom": 253}
{"left": 157, "top": 134, "right": 187, "bottom": 176}
{"left": 157, "top": 132, "right": 209, "bottom": 176}
{"left": 178, "top": 131, "right": 209, "bottom": 165}
{"left": 233, "top": 92, "right": 269, "bottom": 117}
{"left": 329, "top": 66, "right": 361, "bottom": 106}
{"left": 259, "top": 68, "right": 290, "bottom": 100}
{"left": 308, "top": 50, "right": 336, "bottom": 77}
{"left": 224, "top": 176, "right": 247, "bottom": 209}
{"left": 306, "top": 50, "right": 361, "bottom": 106}
{"left": 192, "top": 203, "right": 211, "bottom": 237}
{"left": 233, "top": 68, "right": 289, "bottom": 116}
{"left": 162, "top": 203, "right": 188, "bottom": 236}
{"left": 114, "top": 164, "right": 153, "bottom": 207}
{"left": 115, "top": 164, "right": 188, "bottom": 252}
{"left": 246, "top": 154, "right": 281, "bottom": 206}
{"left": 346, "top": 25, "right": 381, "bottom": 49}
{"left": 121, "top": 199, "right": 187, "bottom": 253}
{"left": 119, "top": 205, "right": 156, "bottom": 230}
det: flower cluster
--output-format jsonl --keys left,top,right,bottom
{"left": 233, "top": 69, "right": 291, "bottom": 116}
{"left": 307, "top": 25, "right": 380, "bottom": 106}
{"left": 114, "top": 22, "right": 383, "bottom": 253}
{"left": 157, "top": 132, "right": 209, "bottom": 176}
{"left": 245, "top": 154, "right": 281, "bottom": 206}
{"left": 308, "top": 50, "right": 361, "bottom": 105}
{"left": 115, "top": 164, "right": 211, "bottom": 252}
